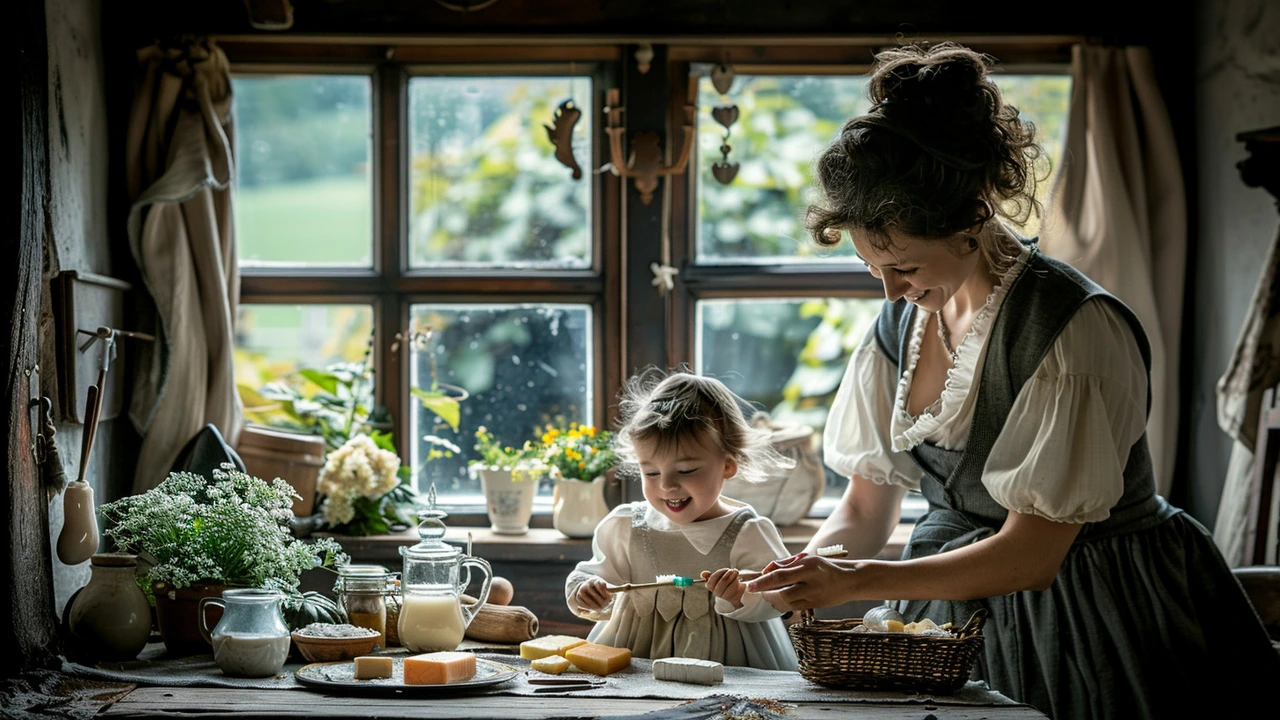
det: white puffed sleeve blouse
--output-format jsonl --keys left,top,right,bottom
{"left": 822, "top": 245, "right": 1149, "bottom": 524}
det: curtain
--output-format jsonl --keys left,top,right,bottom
{"left": 1214, "top": 226, "right": 1280, "bottom": 566}
{"left": 125, "top": 38, "right": 241, "bottom": 493}
{"left": 1039, "top": 44, "right": 1187, "bottom": 497}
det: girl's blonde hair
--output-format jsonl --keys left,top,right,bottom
{"left": 613, "top": 368, "right": 794, "bottom": 484}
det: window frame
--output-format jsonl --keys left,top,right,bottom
{"left": 225, "top": 37, "right": 1073, "bottom": 525}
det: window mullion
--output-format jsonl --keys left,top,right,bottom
{"left": 377, "top": 61, "right": 407, "bottom": 464}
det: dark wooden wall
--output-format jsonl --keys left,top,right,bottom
{"left": 5, "top": 0, "right": 61, "bottom": 676}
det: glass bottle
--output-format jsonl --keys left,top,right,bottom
{"left": 334, "top": 565, "right": 391, "bottom": 649}
{"left": 398, "top": 485, "right": 493, "bottom": 653}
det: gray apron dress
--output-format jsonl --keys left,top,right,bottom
{"left": 874, "top": 246, "right": 1280, "bottom": 719}
{"left": 587, "top": 504, "right": 798, "bottom": 671}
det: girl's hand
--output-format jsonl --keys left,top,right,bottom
{"left": 700, "top": 569, "right": 746, "bottom": 609}
{"left": 576, "top": 577, "right": 614, "bottom": 611}
{"left": 744, "top": 555, "right": 858, "bottom": 612}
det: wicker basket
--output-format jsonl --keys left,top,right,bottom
{"left": 788, "top": 608, "right": 989, "bottom": 694}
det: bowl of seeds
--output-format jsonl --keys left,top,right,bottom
{"left": 291, "top": 623, "right": 380, "bottom": 663}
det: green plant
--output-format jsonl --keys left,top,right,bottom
{"left": 318, "top": 432, "right": 418, "bottom": 536}
{"left": 281, "top": 590, "right": 348, "bottom": 630}
{"left": 470, "top": 426, "right": 540, "bottom": 473}
{"left": 100, "top": 464, "right": 347, "bottom": 597}
{"left": 537, "top": 421, "right": 617, "bottom": 482}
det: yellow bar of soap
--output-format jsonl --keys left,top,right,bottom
{"left": 353, "top": 656, "right": 393, "bottom": 679}
{"left": 403, "top": 651, "right": 477, "bottom": 685}
{"left": 531, "top": 656, "right": 572, "bottom": 674}
{"left": 885, "top": 620, "right": 905, "bottom": 633}
{"left": 564, "top": 643, "right": 631, "bottom": 676}
{"left": 520, "top": 635, "right": 588, "bottom": 660}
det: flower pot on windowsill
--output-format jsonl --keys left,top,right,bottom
{"left": 471, "top": 465, "right": 537, "bottom": 535}
{"left": 153, "top": 580, "right": 232, "bottom": 655}
{"left": 551, "top": 471, "right": 611, "bottom": 539}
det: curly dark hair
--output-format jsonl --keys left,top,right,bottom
{"left": 806, "top": 42, "right": 1047, "bottom": 260}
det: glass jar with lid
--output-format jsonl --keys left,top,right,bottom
{"left": 334, "top": 564, "right": 393, "bottom": 648}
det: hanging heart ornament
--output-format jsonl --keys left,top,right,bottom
{"left": 711, "top": 105, "right": 739, "bottom": 130}
{"left": 710, "top": 63, "right": 736, "bottom": 95}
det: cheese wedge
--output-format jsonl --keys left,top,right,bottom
{"left": 403, "top": 651, "right": 477, "bottom": 685}
{"left": 565, "top": 643, "right": 631, "bottom": 676}
{"left": 530, "top": 655, "right": 572, "bottom": 674}
{"left": 353, "top": 656, "right": 393, "bottom": 679}
{"left": 653, "top": 657, "right": 723, "bottom": 685}
{"left": 520, "top": 635, "right": 588, "bottom": 660}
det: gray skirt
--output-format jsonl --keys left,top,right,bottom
{"left": 897, "top": 504, "right": 1280, "bottom": 720}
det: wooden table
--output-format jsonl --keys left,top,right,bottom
{"left": 99, "top": 686, "right": 1049, "bottom": 718}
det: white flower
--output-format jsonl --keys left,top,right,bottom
{"left": 317, "top": 435, "right": 402, "bottom": 526}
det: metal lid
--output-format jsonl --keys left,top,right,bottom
{"left": 399, "top": 484, "right": 459, "bottom": 560}
{"left": 338, "top": 564, "right": 390, "bottom": 579}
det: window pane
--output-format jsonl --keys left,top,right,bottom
{"left": 232, "top": 75, "right": 373, "bottom": 268}
{"left": 409, "top": 304, "right": 592, "bottom": 503}
{"left": 407, "top": 76, "right": 592, "bottom": 269}
{"left": 696, "top": 298, "right": 882, "bottom": 502}
{"left": 695, "top": 73, "right": 1071, "bottom": 263}
{"left": 234, "top": 304, "right": 375, "bottom": 432}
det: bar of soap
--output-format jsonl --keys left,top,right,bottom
{"left": 653, "top": 657, "right": 724, "bottom": 685}
{"left": 530, "top": 656, "right": 572, "bottom": 674}
{"left": 564, "top": 643, "right": 631, "bottom": 676}
{"left": 403, "top": 651, "right": 477, "bottom": 685}
{"left": 353, "top": 656, "right": 394, "bottom": 679}
{"left": 520, "top": 635, "right": 588, "bottom": 660}
{"left": 885, "top": 620, "right": 905, "bottom": 633}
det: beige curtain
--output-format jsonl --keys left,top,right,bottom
{"left": 1214, "top": 226, "right": 1280, "bottom": 566}
{"left": 125, "top": 38, "right": 241, "bottom": 493}
{"left": 1039, "top": 44, "right": 1187, "bottom": 497}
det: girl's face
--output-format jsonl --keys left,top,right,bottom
{"left": 635, "top": 432, "right": 738, "bottom": 524}
{"left": 849, "top": 228, "right": 982, "bottom": 313}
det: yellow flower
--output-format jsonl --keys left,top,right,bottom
{"left": 578, "top": 462, "right": 586, "bottom": 469}
{"left": 582, "top": 426, "right": 597, "bottom": 437}
{"left": 590, "top": 446, "right": 597, "bottom": 453}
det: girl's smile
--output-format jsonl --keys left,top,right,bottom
{"left": 635, "top": 433, "right": 738, "bottom": 524}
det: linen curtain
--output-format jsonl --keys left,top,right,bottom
{"left": 1214, "top": 226, "right": 1280, "bottom": 566}
{"left": 1039, "top": 43, "right": 1187, "bottom": 498}
{"left": 125, "top": 37, "right": 241, "bottom": 493}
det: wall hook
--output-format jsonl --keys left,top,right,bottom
{"left": 603, "top": 86, "right": 695, "bottom": 206}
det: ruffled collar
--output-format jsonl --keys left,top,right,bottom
{"left": 890, "top": 243, "right": 1034, "bottom": 452}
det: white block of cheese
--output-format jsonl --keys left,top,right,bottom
{"left": 652, "top": 657, "right": 724, "bottom": 685}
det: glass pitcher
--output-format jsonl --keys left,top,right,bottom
{"left": 199, "top": 588, "right": 291, "bottom": 678}
{"left": 398, "top": 485, "right": 493, "bottom": 653}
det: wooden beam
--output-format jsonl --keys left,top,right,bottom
{"left": 3, "top": 0, "right": 61, "bottom": 674}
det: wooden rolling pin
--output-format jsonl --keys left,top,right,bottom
{"left": 460, "top": 595, "right": 539, "bottom": 643}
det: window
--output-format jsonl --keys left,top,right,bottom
{"left": 230, "top": 53, "right": 616, "bottom": 511}
{"left": 228, "top": 41, "right": 1070, "bottom": 522}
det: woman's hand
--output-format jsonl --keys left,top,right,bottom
{"left": 575, "top": 577, "right": 614, "bottom": 611}
{"left": 700, "top": 569, "right": 747, "bottom": 609}
{"left": 745, "top": 555, "right": 861, "bottom": 612}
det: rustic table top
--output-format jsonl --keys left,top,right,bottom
{"left": 100, "top": 686, "right": 1050, "bottom": 719}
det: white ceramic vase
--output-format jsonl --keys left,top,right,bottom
{"left": 473, "top": 465, "right": 536, "bottom": 535}
{"left": 552, "top": 474, "right": 610, "bottom": 539}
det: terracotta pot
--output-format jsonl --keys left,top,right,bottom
{"left": 153, "top": 581, "right": 229, "bottom": 655}
{"left": 235, "top": 426, "right": 325, "bottom": 517}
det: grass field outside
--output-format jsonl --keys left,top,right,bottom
{"left": 237, "top": 174, "right": 373, "bottom": 267}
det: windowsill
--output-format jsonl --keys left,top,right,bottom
{"left": 322, "top": 519, "right": 915, "bottom": 565}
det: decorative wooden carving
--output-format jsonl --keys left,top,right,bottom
{"left": 242, "top": 0, "right": 294, "bottom": 30}
{"left": 603, "top": 87, "right": 695, "bottom": 206}
{"left": 1238, "top": 125, "right": 1280, "bottom": 210}
{"left": 544, "top": 99, "right": 583, "bottom": 180}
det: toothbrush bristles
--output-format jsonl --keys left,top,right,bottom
{"left": 817, "top": 544, "right": 847, "bottom": 557}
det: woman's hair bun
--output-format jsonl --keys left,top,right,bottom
{"left": 870, "top": 42, "right": 995, "bottom": 129}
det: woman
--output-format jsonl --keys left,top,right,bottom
{"left": 745, "top": 42, "right": 1280, "bottom": 719}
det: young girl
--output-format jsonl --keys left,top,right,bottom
{"left": 565, "top": 370, "right": 800, "bottom": 671}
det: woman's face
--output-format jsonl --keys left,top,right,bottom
{"left": 849, "top": 228, "right": 982, "bottom": 313}
{"left": 635, "top": 432, "right": 737, "bottom": 524}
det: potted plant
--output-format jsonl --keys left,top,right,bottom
{"left": 538, "top": 422, "right": 617, "bottom": 538}
{"left": 100, "top": 464, "right": 347, "bottom": 655}
{"left": 469, "top": 427, "right": 543, "bottom": 535}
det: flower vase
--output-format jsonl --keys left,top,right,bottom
{"left": 153, "top": 580, "right": 231, "bottom": 655}
{"left": 552, "top": 474, "right": 610, "bottom": 539}
{"left": 474, "top": 465, "right": 536, "bottom": 535}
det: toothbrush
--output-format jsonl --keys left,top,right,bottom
{"left": 603, "top": 546, "right": 849, "bottom": 593}
{"left": 605, "top": 571, "right": 764, "bottom": 593}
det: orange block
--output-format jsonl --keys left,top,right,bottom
{"left": 564, "top": 643, "right": 631, "bottom": 676}
{"left": 403, "top": 651, "right": 477, "bottom": 685}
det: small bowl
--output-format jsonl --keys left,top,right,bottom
{"left": 291, "top": 630, "right": 379, "bottom": 663}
